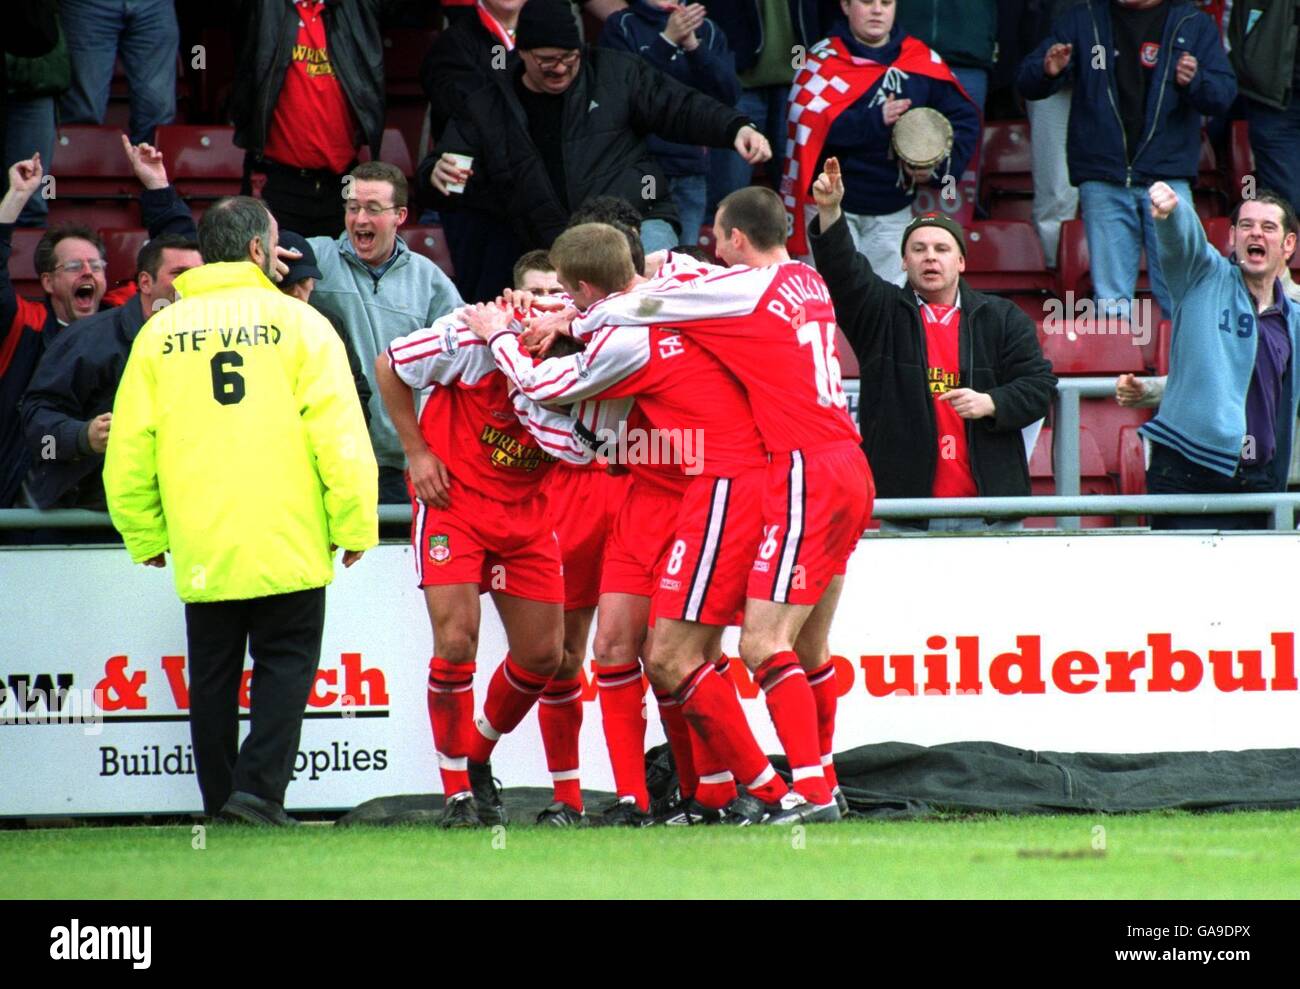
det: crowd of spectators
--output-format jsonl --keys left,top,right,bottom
{"left": 2, "top": 0, "right": 1299, "bottom": 534}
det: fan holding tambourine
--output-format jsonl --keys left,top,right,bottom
{"left": 779, "top": 0, "right": 979, "bottom": 280}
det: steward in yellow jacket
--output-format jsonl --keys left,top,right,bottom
{"left": 104, "top": 260, "right": 378, "bottom": 603}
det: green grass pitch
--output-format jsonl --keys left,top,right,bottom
{"left": 4, "top": 810, "right": 1299, "bottom": 899}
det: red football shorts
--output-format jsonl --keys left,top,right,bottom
{"left": 747, "top": 441, "right": 874, "bottom": 606}
{"left": 600, "top": 478, "right": 682, "bottom": 600}
{"left": 410, "top": 486, "right": 564, "bottom": 603}
{"left": 546, "top": 464, "right": 631, "bottom": 611}
{"left": 653, "top": 468, "right": 766, "bottom": 626}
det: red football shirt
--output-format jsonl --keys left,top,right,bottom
{"left": 262, "top": 0, "right": 359, "bottom": 173}
{"left": 490, "top": 320, "right": 768, "bottom": 480}
{"left": 387, "top": 314, "right": 603, "bottom": 505}
{"left": 919, "top": 299, "right": 977, "bottom": 498}
{"left": 570, "top": 262, "right": 861, "bottom": 455}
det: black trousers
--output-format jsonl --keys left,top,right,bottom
{"left": 184, "top": 587, "right": 326, "bottom": 814}
{"left": 1146, "top": 442, "right": 1281, "bottom": 530}
{"left": 245, "top": 157, "right": 348, "bottom": 239}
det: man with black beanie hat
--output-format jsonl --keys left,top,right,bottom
{"left": 809, "top": 157, "right": 1056, "bottom": 523}
{"left": 421, "top": 0, "right": 771, "bottom": 301}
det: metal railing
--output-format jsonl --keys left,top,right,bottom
{"left": 6, "top": 377, "right": 1296, "bottom": 537}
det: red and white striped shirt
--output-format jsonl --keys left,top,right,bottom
{"left": 387, "top": 311, "right": 618, "bottom": 504}
{"left": 570, "top": 261, "right": 861, "bottom": 454}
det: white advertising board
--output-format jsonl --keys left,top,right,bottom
{"left": 2, "top": 533, "right": 1297, "bottom": 816}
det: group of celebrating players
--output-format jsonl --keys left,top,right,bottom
{"left": 375, "top": 175, "right": 874, "bottom": 828}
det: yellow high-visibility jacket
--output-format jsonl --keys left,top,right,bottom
{"left": 104, "top": 262, "right": 379, "bottom": 603}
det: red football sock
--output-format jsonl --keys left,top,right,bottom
{"left": 466, "top": 654, "right": 549, "bottom": 764}
{"left": 757, "top": 651, "right": 832, "bottom": 806}
{"left": 677, "top": 663, "right": 786, "bottom": 804}
{"left": 539, "top": 677, "right": 584, "bottom": 810}
{"left": 807, "top": 660, "right": 840, "bottom": 790}
{"left": 426, "top": 656, "right": 475, "bottom": 797}
{"left": 655, "top": 689, "right": 698, "bottom": 801}
{"left": 596, "top": 662, "right": 649, "bottom": 810}
{"left": 689, "top": 725, "right": 738, "bottom": 809}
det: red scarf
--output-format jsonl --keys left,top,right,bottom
{"left": 781, "top": 35, "right": 967, "bottom": 255}
{"left": 476, "top": 0, "right": 515, "bottom": 50}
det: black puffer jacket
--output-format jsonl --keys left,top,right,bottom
{"left": 419, "top": 47, "right": 750, "bottom": 247}
{"left": 809, "top": 213, "right": 1057, "bottom": 498}
{"left": 228, "top": 0, "right": 392, "bottom": 159}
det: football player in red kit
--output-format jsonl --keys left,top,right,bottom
{"left": 374, "top": 304, "right": 618, "bottom": 829}
{"left": 509, "top": 251, "right": 632, "bottom": 826}
{"left": 466, "top": 223, "right": 823, "bottom": 824}
{"left": 569, "top": 189, "right": 875, "bottom": 822}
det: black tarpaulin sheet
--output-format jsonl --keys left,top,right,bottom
{"left": 337, "top": 742, "right": 1300, "bottom": 824}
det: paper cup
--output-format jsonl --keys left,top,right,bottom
{"left": 446, "top": 153, "right": 473, "bottom": 194}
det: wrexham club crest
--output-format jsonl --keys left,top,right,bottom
{"left": 428, "top": 533, "right": 451, "bottom": 565}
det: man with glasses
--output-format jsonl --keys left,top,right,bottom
{"left": 423, "top": 0, "right": 771, "bottom": 302}
{"left": 305, "top": 160, "right": 464, "bottom": 504}
{"left": 0, "top": 153, "right": 110, "bottom": 507}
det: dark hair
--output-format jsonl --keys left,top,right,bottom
{"left": 512, "top": 248, "right": 555, "bottom": 289}
{"left": 35, "top": 224, "right": 105, "bottom": 275}
{"left": 137, "top": 234, "right": 200, "bottom": 280}
{"left": 673, "top": 245, "right": 715, "bottom": 263}
{"left": 350, "top": 160, "right": 409, "bottom": 208}
{"left": 198, "top": 196, "right": 273, "bottom": 264}
{"left": 1230, "top": 190, "right": 1299, "bottom": 241}
{"left": 569, "top": 195, "right": 643, "bottom": 234}
{"left": 608, "top": 220, "right": 646, "bottom": 276}
{"left": 717, "top": 186, "right": 788, "bottom": 250}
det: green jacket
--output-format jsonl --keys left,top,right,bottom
{"left": 306, "top": 233, "right": 464, "bottom": 470}
{"left": 896, "top": 0, "right": 999, "bottom": 71}
{"left": 5, "top": 19, "right": 69, "bottom": 98}
{"left": 1228, "top": 0, "right": 1300, "bottom": 109}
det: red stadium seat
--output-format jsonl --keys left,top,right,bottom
{"left": 1118, "top": 425, "right": 1147, "bottom": 496}
{"left": 1055, "top": 218, "right": 1150, "bottom": 298}
{"left": 1028, "top": 425, "right": 1116, "bottom": 528}
{"left": 98, "top": 228, "right": 150, "bottom": 287}
{"left": 1078, "top": 400, "right": 1153, "bottom": 475}
{"left": 154, "top": 125, "right": 243, "bottom": 200}
{"left": 1229, "top": 120, "right": 1254, "bottom": 204}
{"left": 46, "top": 198, "right": 142, "bottom": 231}
{"left": 834, "top": 326, "right": 859, "bottom": 378}
{"left": 988, "top": 197, "right": 1035, "bottom": 223}
{"left": 962, "top": 221, "right": 1054, "bottom": 293}
{"left": 980, "top": 119, "right": 1033, "bottom": 204}
{"left": 383, "top": 31, "right": 439, "bottom": 99}
{"left": 1204, "top": 216, "right": 1232, "bottom": 256}
{"left": 357, "top": 128, "right": 416, "bottom": 178}
{"left": 399, "top": 225, "right": 454, "bottom": 278}
{"left": 8, "top": 228, "right": 43, "bottom": 281}
{"left": 386, "top": 102, "right": 431, "bottom": 164}
{"left": 52, "top": 126, "right": 138, "bottom": 198}
{"left": 1036, "top": 317, "right": 1148, "bottom": 375}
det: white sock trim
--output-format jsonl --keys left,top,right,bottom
{"left": 746, "top": 765, "right": 776, "bottom": 790}
{"left": 792, "top": 765, "right": 826, "bottom": 782}
{"left": 551, "top": 769, "right": 581, "bottom": 782}
{"left": 475, "top": 716, "right": 501, "bottom": 742}
{"left": 699, "top": 771, "right": 734, "bottom": 785}
{"left": 436, "top": 753, "right": 468, "bottom": 771}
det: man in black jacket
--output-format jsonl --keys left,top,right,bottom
{"left": 809, "top": 157, "right": 1056, "bottom": 528}
{"left": 422, "top": 0, "right": 771, "bottom": 301}
{"left": 20, "top": 234, "right": 202, "bottom": 510}
{"left": 229, "top": 0, "right": 397, "bottom": 237}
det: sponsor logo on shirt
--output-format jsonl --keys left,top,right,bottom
{"left": 479, "top": 424, "right": 555, "bottom": 471}
{"left": 659, "top": 578, "right": 682, "bottom": 592}
{"left": 928, "top": 367, "right": 959, "bottom": 395}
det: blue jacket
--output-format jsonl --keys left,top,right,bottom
{"left": 599, "top": 1, "right": 740, "bottom": 178}
{"left": 822, "top": 23, "right": 980, "bottom": 218}
{"left": 20, "top": 295, "right": 147, "bottom": 509}
{"left": 1017, "top": 0, "right": 1237, "bottom": 187}
{"left": 1139, "top": 198, "right": 1300, "bottom": 482}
